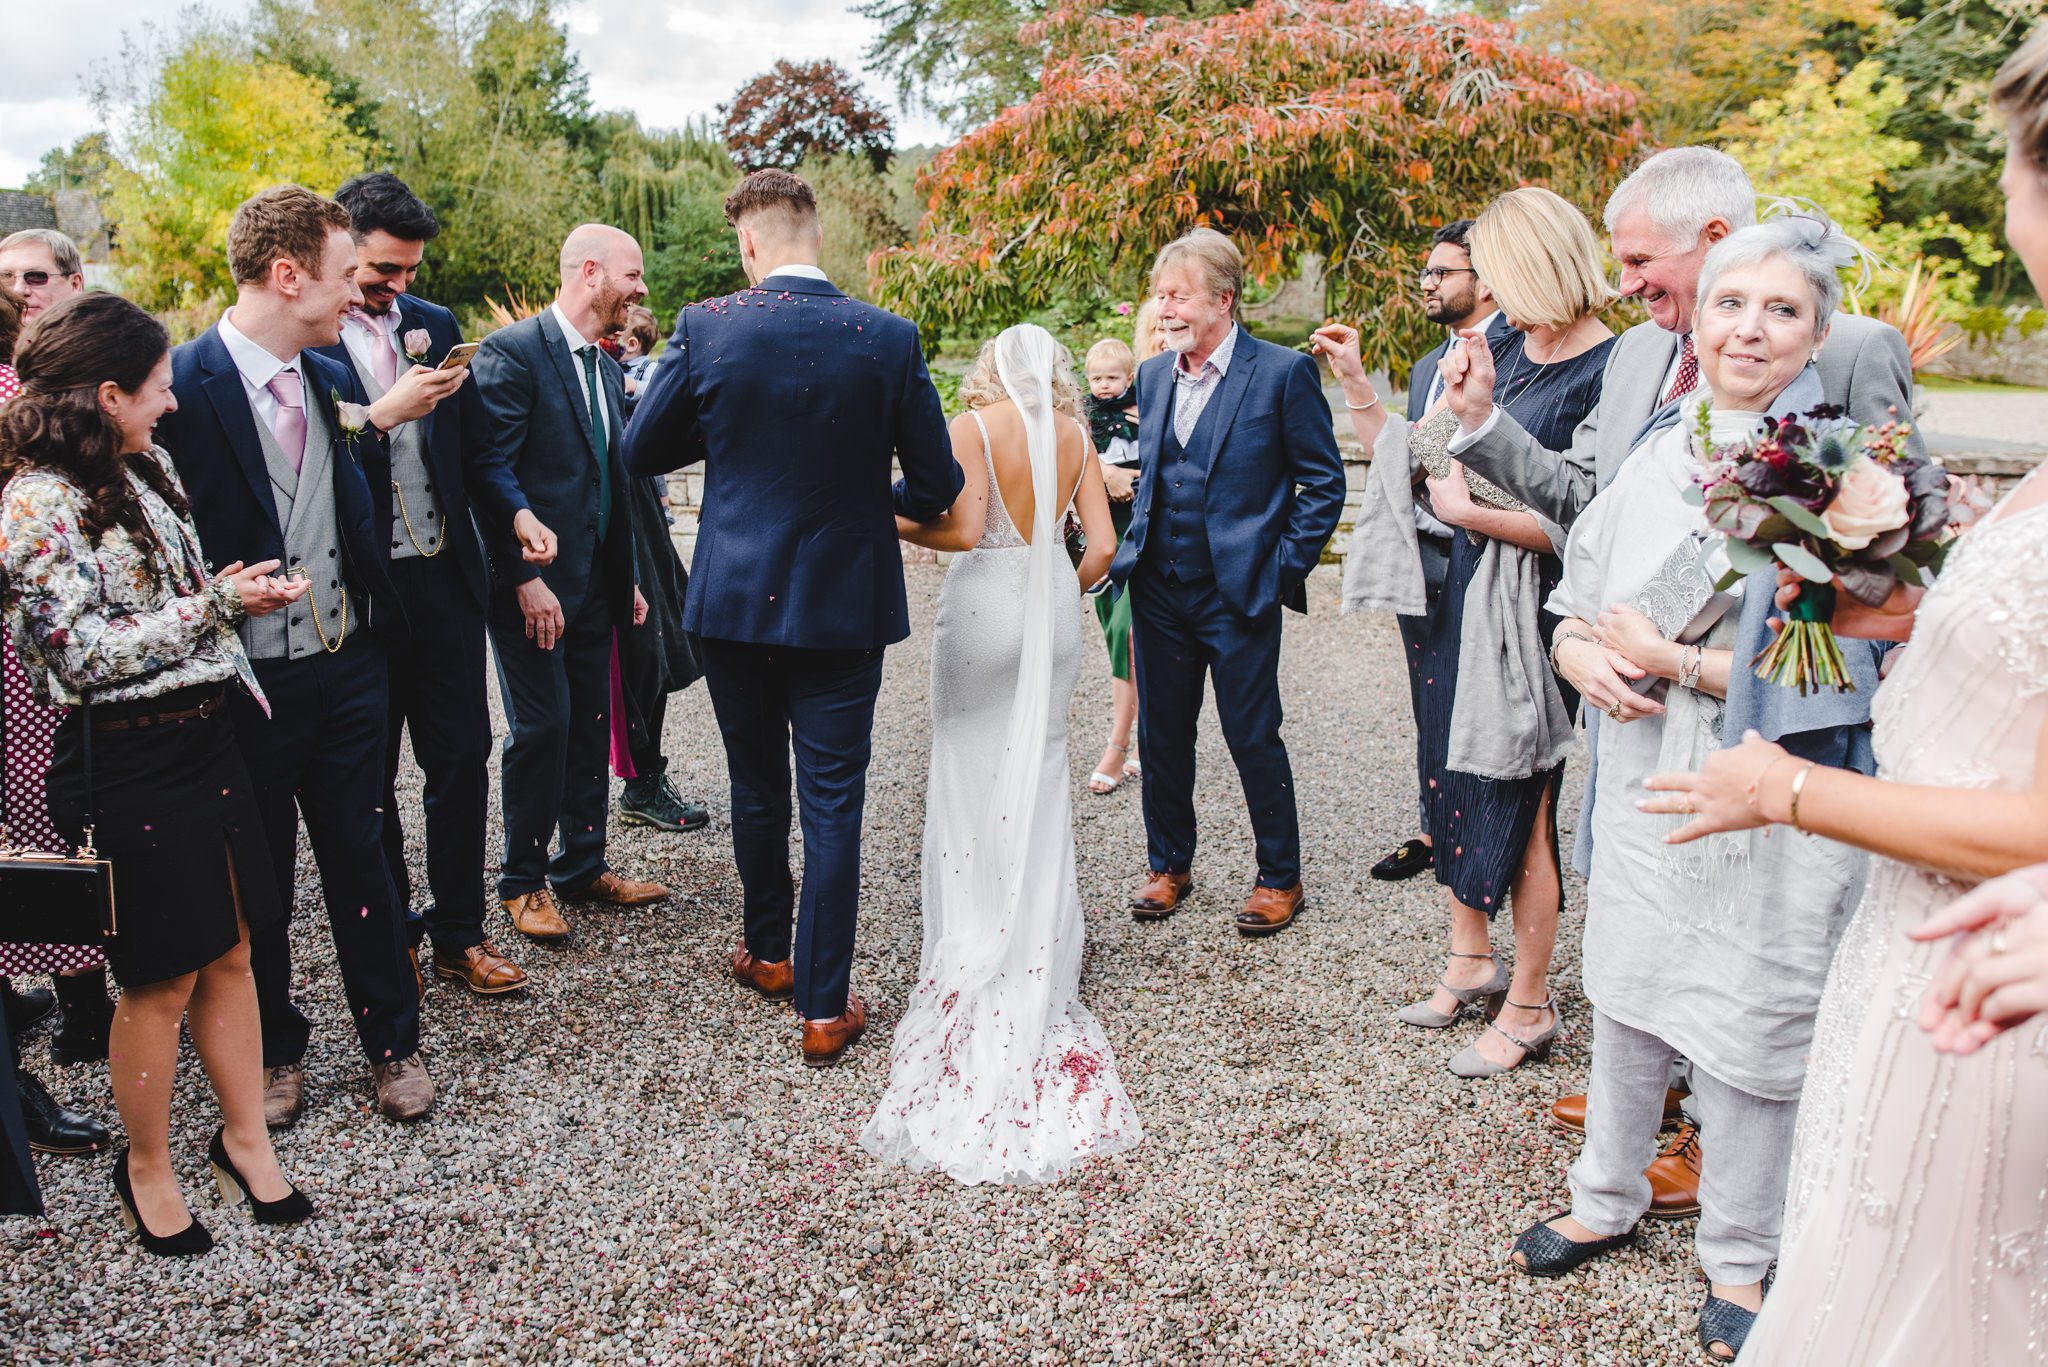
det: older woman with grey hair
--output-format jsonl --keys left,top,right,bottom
{"left": 1505, "top": 206, "right": 1881, "bottom": 1362}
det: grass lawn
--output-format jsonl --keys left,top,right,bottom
{"left": 1917, "top": 373, "right": 2048, "bottom": 393}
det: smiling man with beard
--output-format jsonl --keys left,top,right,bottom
{"left": 470, "top": 224, "right": 670, "bottom": 946}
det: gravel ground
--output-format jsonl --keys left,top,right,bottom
{"left": 2, "top": 567, "right": 1711, "bottom": 1366}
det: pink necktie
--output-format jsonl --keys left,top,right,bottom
{"left": 266, "top": 368, "right": 308, "bottom": 473}
{"left": 348, "top": 307, "right": 399, "bottom": 390}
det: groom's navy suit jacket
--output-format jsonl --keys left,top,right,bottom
{"left": 621, "top": 272, "right": 961, "bottom": 648}
{"left": 1108, "top": 331, "right": 1346, "bottom": 616}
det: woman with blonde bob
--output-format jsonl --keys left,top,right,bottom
{"left": 1318, "top": 185, "right": 1614, "bottom": 1077}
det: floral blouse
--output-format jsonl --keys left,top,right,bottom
{"left": 0, "top": 447, "right": 264, "bottom": 709}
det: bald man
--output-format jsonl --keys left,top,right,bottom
{"left": 472, "top": 224, "right": 669, "bottom": 943}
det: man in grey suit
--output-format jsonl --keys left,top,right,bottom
{"left": 472, "top": 224, "right": 669, "bottom": 943}
{"left": 1436, "top": 145, "right": 1918, "bottom": 1208}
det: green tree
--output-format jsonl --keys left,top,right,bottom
{"left": 858, "top": 0, "right": 1258, "bottom": 131}
{"left": 1870, "top": 0, "right": 2045, "bottom": 296}
{"left": 256, "top": 0, "right": 600, "bottom": 313}
{"left": 24, "top": 133, "right": 114, "bottom": 196}
{"left": 1501, "top": 0, "right": 1881, "bottom": 147}
{"left": 1723, "top": 58, "right": 2003, "bottom": 313}
{"left": 92, "top": 15, "right": 371, "bottom": 325}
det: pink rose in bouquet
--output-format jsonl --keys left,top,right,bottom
{"left": 1819, "top": 458, "right": 1911, "bottom": 550}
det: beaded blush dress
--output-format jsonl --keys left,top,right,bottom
{"left": 859, "top": 368, "right": 1142, "bottom": 1186}
{"left": 1739, "top": 474, "right": 2048, "bottom": 1366}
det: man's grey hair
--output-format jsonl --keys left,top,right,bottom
{"left": 0, "top": 228, "right": 83, "bottom": 278}
{"left": 1695, "top": 201, "right": 1866, "bottom": 339}
{"left": 1604, "top": 147, "right": 1757, "bottom": 246}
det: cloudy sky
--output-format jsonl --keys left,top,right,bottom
{"left": 0, "top": 0, "right": 953, "bottom": 187}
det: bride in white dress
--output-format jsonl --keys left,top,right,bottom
{"left": 862, "top": 324, "right": 1144, "bottom": 1185}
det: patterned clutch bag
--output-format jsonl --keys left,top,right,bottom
{"left": 1410, "top": 407, "right": 1527, "bottom": 514}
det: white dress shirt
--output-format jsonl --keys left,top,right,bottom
{"left": 217, "top": 310, "right": 303, "bottom": 432}
{"left": 1171, "top": 323, "right": 1239, "bottom": 445}
{"left": 760, "top": 262, "right": 831, "bottom": 283}
{"left": 550, "top": 302, "right": 611, "bottom": 447}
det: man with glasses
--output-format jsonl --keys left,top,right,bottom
{"left": 0, "top": 230, "right": 85, "bottom": 322}
{"left": 1370, "top": 219, "right": 1511, "bottom": 885}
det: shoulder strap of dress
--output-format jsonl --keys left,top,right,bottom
{"left": 1067, "top": 416, "right": 1091, "bottom": 507}
{"left": 967, "top": 408, "right": 991, "bottom": 461}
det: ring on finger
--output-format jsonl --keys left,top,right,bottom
{"left": 1990, "top": 928, "right": 2009, "bottom": 956}
{"left": 1607, "top": 704, "right": 1624, "bottom": 721}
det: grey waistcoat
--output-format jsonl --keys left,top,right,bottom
{"left": 348, "top": 352, "right": 446, "bottom": 561}
{"left": 242, "top": 388, "right": 357, "bottom": 660}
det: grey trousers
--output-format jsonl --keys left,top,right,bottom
{"left": 1567, "top": 1009, "right": 1800, "bottom": 1284}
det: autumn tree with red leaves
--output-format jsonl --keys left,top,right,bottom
{"left": 718, "top": 59, "right": 895, "bottom": 175}
{"left": 872, "top": 0, "right": 1645, "bottom": 370}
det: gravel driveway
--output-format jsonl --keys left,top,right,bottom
{"left": 4, "top": 567, "right": 1709, "bottom": 1365}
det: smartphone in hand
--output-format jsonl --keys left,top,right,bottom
{"left": 437, "top": 342, "right": 482, "bottom": 371}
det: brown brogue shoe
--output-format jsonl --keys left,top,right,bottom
{"left": 1644, "top": 1123, "right": 1703, "bottom": 1221}
{"left": 801, "top": 994, "right": 867, "bottom": 1068}
{"left": 562, "top": 870, "right": 670, "bottom": 907}
{"left": 1129, "top": 870, "right": 1192, "bottom": 921}
{"left": 432, "top": 943, "right": 529, "bottom": 996}
{"left": 505, "top": 888, "right": 569, "bottom": 941}
{"left": 262, "top": 1062, "right": 306, "bottom": 1130}
{"left": 731, "top": 946, "right": 795, "bottom": 1000}
{"left": 373, "top": 1052, "right": 435, "bottom": 1122}
{"left": 1549, "top": 1087, "right": 1687, "bottom": 1135}
{"left": 1236, "top": 882, "right": 1304, "bottom": 937}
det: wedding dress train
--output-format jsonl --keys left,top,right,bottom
{"left": 860, "top": 327, "right": 1142, "bottom": 1185}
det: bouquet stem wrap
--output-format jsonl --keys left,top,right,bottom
{"left": 1750, "top": 582, "right": 1853, "bottom": 695}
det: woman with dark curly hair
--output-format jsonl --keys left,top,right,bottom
{"left": 0, "top": 292, "right": 313, "bottom": 1254}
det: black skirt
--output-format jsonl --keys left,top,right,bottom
{"left": 44, "top": 683, "right": 280, "bottom": 988}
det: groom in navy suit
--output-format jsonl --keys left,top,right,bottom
{"left": 1109, "top": 228, "right": 1347, "bottom": 938}
{"left": 624, "top": 169, "right": 960, "bottom": 1066}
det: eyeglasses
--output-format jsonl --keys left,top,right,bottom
{"left": 1418, "top": 267, "right": 1477, "bottom": 286}
{"left": 0, "top": 269, "right": 63, "bottom": 289}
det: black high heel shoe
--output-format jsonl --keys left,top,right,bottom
{"left": 110, "top": 1148, "right": 213, "bottom": 1257}
{"left": 1510, "top": 1210, "right": 1636, "bottom": 1278}
{"left": 208, "top": 1127, "right": 313, "bottom": 1225}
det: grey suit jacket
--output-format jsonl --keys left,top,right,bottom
{"left": 1455, "top": 312, "right": 1921, "bottom": 528}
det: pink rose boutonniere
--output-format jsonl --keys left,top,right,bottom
{"left": 403, "top": 329, "right": 432, "bottom": 365}
{"left": 332, "top": 390, "right": 373, "bottom": 451}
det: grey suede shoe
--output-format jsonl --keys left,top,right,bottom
{"left": 1394, "top": 950, "right": 1509, "bottom": 1028}
{"left": 1449, "top": 997, "right": 1558, "bottom": 1077}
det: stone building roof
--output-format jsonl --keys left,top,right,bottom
{"left": 0, "top": 190, "right": 59, "bottom": 236}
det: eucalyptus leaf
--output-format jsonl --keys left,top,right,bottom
{"left": 1724, "top": 535, "right": 1775, "bottom": 576}
{"left": 1773, "top": 541, "right": 1834, "bottom": 583}
{"left": 1837, "top": 559, "right": 1897, "bottom": 607}
{"left": 1885, "top": 553, "right": 1925, "bottom": 588}
{"left": 1766, "top": 496, "right": 1832, "bottom": 539}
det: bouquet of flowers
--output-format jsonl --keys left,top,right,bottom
{"left": 1685, "top": 401, "right": 1951, "bottom": 694}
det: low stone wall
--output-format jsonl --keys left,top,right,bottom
{"left": 1925, "top": 322, "right": 2048, "bottom": 387}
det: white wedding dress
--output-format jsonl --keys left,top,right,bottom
{"left": 860, "top": 327, "right": 1142, "bottom": 1185}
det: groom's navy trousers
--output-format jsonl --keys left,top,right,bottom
{"left": 697, "top": 639, "right": 885, "bottom": 1020}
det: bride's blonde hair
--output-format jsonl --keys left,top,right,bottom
{"left": 956, "top": 336, "right": 1083, "bottom": 418}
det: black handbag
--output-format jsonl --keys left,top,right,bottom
{"left": 0, "top": 698, "right": 115, "bottom": 947}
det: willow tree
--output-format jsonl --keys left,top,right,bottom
{"left": 872, "top": 0, "right": 1645, "bottom": 370}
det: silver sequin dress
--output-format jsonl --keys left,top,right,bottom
{"left": 1740, "top": 478, "right": 2048, "bottom": 1366}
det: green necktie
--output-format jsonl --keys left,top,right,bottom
{"left": 580, "top": 346, "right": 613, "bottom": 543}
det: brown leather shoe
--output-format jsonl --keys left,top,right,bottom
{"left": 1129, "top": 870, "right": 1192, "bottom": 921}
{"left": 409, "top": 945, "right": 426, "bottom": 1004}
{"left": 801, "top": 994, "right": 867, "bottom": 1068}
{"left": 1549, "top": 1087, "right": 1688, "bottom": 1135}
{"left": 373, "top": 1052, "right": 435, "bottom": 1122}
{"left": 505, "top": 888, "right": 569, "bottom": 941}
{"left": 431, "top": 943, "right": 529, "bottom": 996}
{"left": 1236, "top": 882, "right": 1304, "bottom": 937}
{"left": 731, "top": 945, "right": 794, "bottom": 1000}
{"left": 561, "top": 870, "right": 670, "bottom": 907}
{"left": 1645, "top": 1123, "right": 1703, "bottom": 1220}
{"left": 262, "top": 1063, "right": 306, "bottom": 1130}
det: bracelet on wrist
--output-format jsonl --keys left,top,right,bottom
{"left": 1344, "top": 390, "right": 1381, "bottom": 412}
{"left": 1678, "top": 643, "right": 1703, "bottom": 691}
{"left": 1788, "top": 762, "right": 1818, "bottom": 832}
{"left": 1549, "top": 627, "right": 1597, "bottom": 675}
